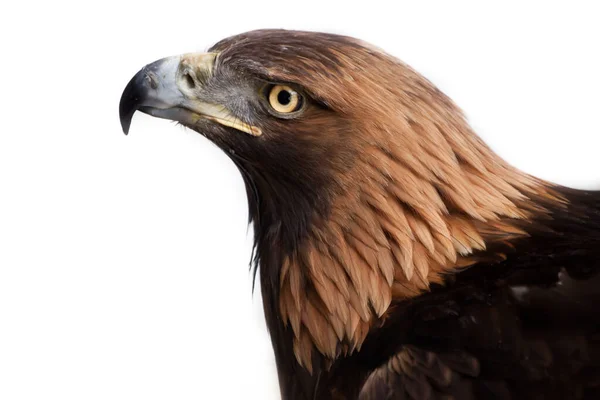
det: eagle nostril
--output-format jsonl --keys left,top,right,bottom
{"left": 183, "top": 72, "right": 195, "bottom": 89}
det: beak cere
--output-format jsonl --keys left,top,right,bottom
{"left": 119, "top": 53, "right": 262, "bottom": 136}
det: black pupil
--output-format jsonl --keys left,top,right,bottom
{"left": 277, "top": 89, "right": 292, "bottom": 106}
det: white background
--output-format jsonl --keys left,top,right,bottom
{"left": 1, "top": 1, "right": 599, "bottom": 399}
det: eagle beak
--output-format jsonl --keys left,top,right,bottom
{"left": 119, "top": 53, "right": 261, "bottom": 136}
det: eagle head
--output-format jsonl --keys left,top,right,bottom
{"left": 120, "top": 29, "right": 563, "bottom": 374}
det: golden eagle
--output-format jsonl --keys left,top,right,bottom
{"left": 120, "top": 30, "right": 600, "bottom": 400}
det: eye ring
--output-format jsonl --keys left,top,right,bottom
{"left": 267, "top": 84, "right": 303, "bottom": 114}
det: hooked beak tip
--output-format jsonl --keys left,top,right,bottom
{"left": 119, "top": 72, "right": 146, "bottom": 136}
{"left": 120, "top": 114, "right": 132, "bottom": 135}
{"left": 120, "top": 113, "right": 132, "bottom": 135}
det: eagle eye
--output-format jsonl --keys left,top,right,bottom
{"left": 267, "top": 84, "right": 304, "bottom": 115}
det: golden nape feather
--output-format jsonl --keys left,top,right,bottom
{"left": 120, "top": 30, "right": 600, "bottom": 400}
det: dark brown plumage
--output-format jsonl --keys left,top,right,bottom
{"left": 120, "top": 30, "right": 600, "bottom": 399}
